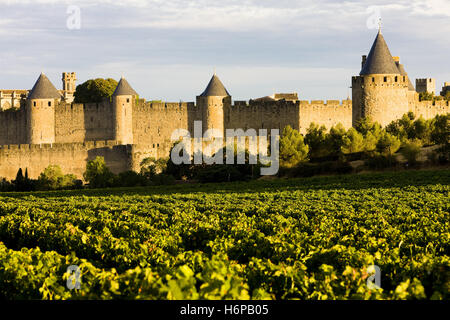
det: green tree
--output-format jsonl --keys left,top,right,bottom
{"left": 38, "top": 165, "right": 78, "bottom": 190}
{"left": 304, "top": 123, "right": 329, "bottom": 158}
{"left": 401, "top": 140, "right": 422, "bottom": 166}
{"left": 419, "top": 91, "right": 434, "bottom": 101}
{"left": 362, "top": 131, "right": 378, "bottom": 152}
{"left": 74, "top": 78, "right": 118, "bottom": 103}
{"left": 341, "top": 128, "right": 364, "bottom": 154}
{"left": 13, "top": 168, "right": 24, "bottom": 191}
{"left": 140, "top": 157, "right": 168, "bottom": 178}
{"left": 386, "top": 113, "right": 415, "bottom": 143}
{"left": 354, "top": 117, "right": 384, "bottom": 152}
{"left": 326, "top": 123, "right": 346, "bottom": 156}
{"left": 377, "top": 132, "right": 401, "bottom": 156}
{"left": 411, "top": 116, "right": 432, "bottom": 144}
{"left": 430, "top": 114, "right": 450, "bottom": 145}
{"left": 12, "top": 168, "right": 34, "bottom": 192}
{"left": 355, "top": 117, "right": 383, "bottom": 135}
{"left": 83, "top": 156, "right": 115, "bottom": 188}
{"left": 279, "top": 126, "right": 309, "bottom": 168}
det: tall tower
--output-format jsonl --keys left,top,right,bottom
{"left": 112, "top": 77, "right": 138, "bottom": 145}
{"left": 196, "top": 73, "right": 231, "bottom": 138}
{"left": 416, "top": 78, "right": 436, "bottom": 95}
{"left": 62, "top": 72, "right": 77, "bottom": 103}
{"left": 26, "top": 73, "right": 62, "bottom": 144}
{"left": 62, "top": 72, "right": 77, "bottom": 92}
{"left": 352, "top": 30, "right": 409, "bottom": 127}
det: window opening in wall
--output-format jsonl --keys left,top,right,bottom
{"left": 384, "top": 77, "right": 387, "bottom": 82}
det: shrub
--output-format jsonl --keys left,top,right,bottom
{"left": 365, "top": 154, "right": 399, "bottom": 170}
{"left": 37, "top": 165, "right": 79, "bottom": 190}
{"left": 326, "top": 124, "right": 347, "bottom": 157}
{"left": 288, "top": 161, "right": 353, "bottom": 178}
{"left": 279, "top": 125, "right": 309, "bottom": 168}
{"left": 376, "top": 132, "right": 401, "bottom": 156}
{"left": 149, "top": 174, "right": 176, "bottom": 185}
{"left": 116, "top": 171, "right": 146, "bottom": 187}
{"left": 341, "top": 128, "right": 364, "bottom": 154}
{"left": 83, "top": 156, "right": 116, "bottom": 188}
{"left": 140, "top": 157, "right": 168, "bottom": 178}
{"left": 430, "top": 114, "right": 449, "bottom": 145}
{"left": 401, "top": 141, "right": 423, "bottom": 166}
{"left": 304, "top": 123, "right": 329, "bottom": 158}
{"left": 12, "top": 168, "right": 35, "bottom": 192}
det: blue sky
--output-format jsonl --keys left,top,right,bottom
{"left": 0, "top": 0, "right": 449, "bottom": 101}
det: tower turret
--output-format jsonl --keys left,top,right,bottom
{"left": 26, "top": 73, "right": 61, "bottom": 144}
{"left": 352, "top": 30, "right": 409, "bottom": 127}
{"left": 196, "top": 74, "right": 231, "bottom": 138}
{"left": 112, "top": 77, "right": 137, "bottom": 145}
{"left": 62, "top": 72, "right": 77, "bottom": 103}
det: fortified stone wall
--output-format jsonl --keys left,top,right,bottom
{"left": 226, "top": 100, "right": 300, "bottom": 133}
{"left": 299, "top": 100, "right": 352, "bottom": 134}
{"left": 132, "top": 100, "right": 201, "bottom": 159}
{"left": 0, "top": 141, "right": 131, "bottom": 181}
{"left": 55, "top": 101, "right": 114, "bottom": 143}
{"left": 411, "top": 100, "right": 450, "bottom": 119}
{"left": 0, "top": 108, "right": 27, "bottom": 145}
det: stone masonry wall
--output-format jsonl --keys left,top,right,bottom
{"left": 0, "top": 141, "right": 131, "bottom": 181}
{"left": 132, "top": 101, "right": 201, "bottom": 159}
{"left": 225, "top": 100, "right": 300, "bottom": 133}
{"left": 299, "top": 100, "right": 352, "bottom": 134}
{"left": 55, "top": 101, "right": 114, "bottom": 143}
{"left": 0, "top": 108, "right": 27, "bottom": 145}
{"left": 411, "top": 100, "right": 450, "bottom": 119}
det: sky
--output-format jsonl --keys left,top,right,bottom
{"left": 0, "top": 0, "right": 449, "bottom": 102}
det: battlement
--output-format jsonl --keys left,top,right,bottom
{"left": 415, "top": 100, "right": 449, "bottom": 108}
{"left": 352, "top": 75, "right": 409, "bottom": 88}
{"left": 226, "top": 99, "right": 302, "bottom": 111}
{"left": 415, "top": 78, "right": 436, "bottom": 94}
{"left": 0, "top": 140, "right": 127, "bottom": 152}
{"left": 54, "top": 101, "right": 114, "bottom": 112}
{"left": 299, "top": 100, "right": 352, "bottom": 107}
{"left": 416, "top": 78, "right": 433, "bottom": 84}
{"left": 134, "top": 101, "right": 196, "bottom": 112}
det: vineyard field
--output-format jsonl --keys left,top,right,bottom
{"left": 0, "top": 169, "right": 449, "bottom": 300}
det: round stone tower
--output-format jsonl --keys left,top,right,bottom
{"left": 352, "top": 30, "right": 409, "bottom": 127}
{"left": 26, "top": 73, "right": 62, "bottom": 144}
{"left": 112, "top": 77, "right": 138, "bottom": 145}
{"left": 196, "top": 73, "right": 231, "bottom": 138}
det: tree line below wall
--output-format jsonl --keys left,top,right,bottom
{"left": 0, "top": 112, "right": 448, "bottom": 192}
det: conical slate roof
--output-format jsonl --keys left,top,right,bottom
{"left": 28, "top": 73, "right": 62, "bottom": 100}
{"left": 113, "top": 77, "right": 138, "bottom": 96}
{"left": 396, "top": 63, "right": 415, "bottom": 91}
{"left": 200, "top": 74, "right": 230, "bottom": 97}
{"left": 360, "top": 31, "right": 400, "bottom": 75}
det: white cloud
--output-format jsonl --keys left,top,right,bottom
{"left": 0, "top": 0, "right": 448, "bottom": 99}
